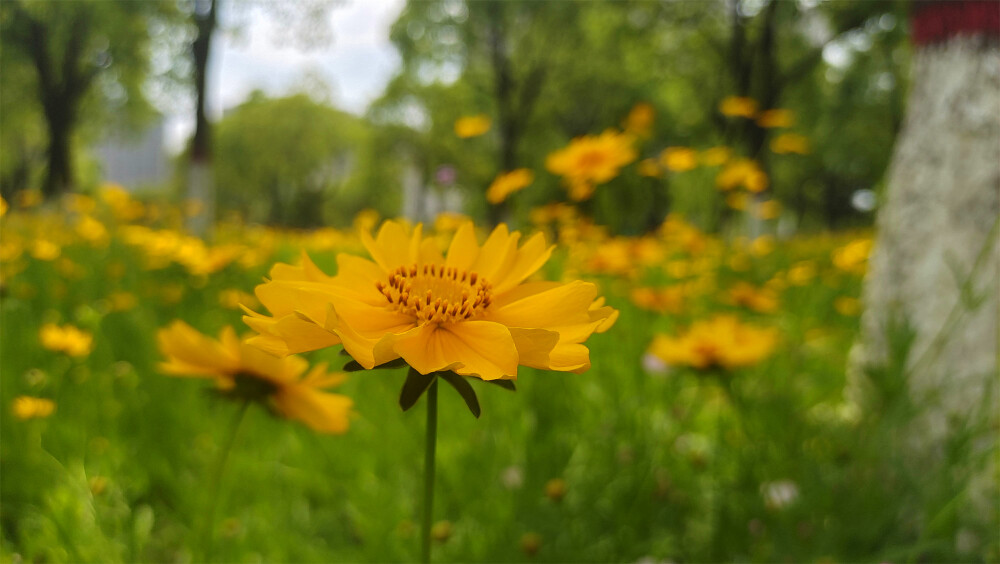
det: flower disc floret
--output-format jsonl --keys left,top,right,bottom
{"left": 378, "top": 264, "right": 492, "bottom": 323}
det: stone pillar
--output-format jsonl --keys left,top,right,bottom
{"left": 849, "top": 0, "right": 999, "bottom": 520}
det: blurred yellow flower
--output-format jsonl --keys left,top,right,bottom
{"left": 99, "top": 184, "right": 145, "bottom": 221}
{"left": 16, "top": 189, "right": 42, "bottom": 208}
{"left": 545, "top": 478, "right": 567, "bottom": 502}
{"left": 108, "top": 291, "right": 137, "bottom": 312}
{"left": 750, "top": 235, "right": 775, "bottom": 257}
{"left": 756, "top": 109, "right": 796, "bottom": 128}
{"left": 659, "top": 147, "right": 698, "bottom": 172}
{"left": 719, "top": 96, "right": 758, "bottom": 118}
{"left": 546, "top": 130, "right": 637, "bottom": 201}
{"left": 0, "top": 196, "right": 7, "bottom": 217}
{"left": 835, "top": 296, "right": 862, "bottom": 316}
{"left": 353, "top": 208, "right": 381, "bottom": 232}
{"left": 12, "top": 396, "right": 56, "bottom": 420}
{"left": 76, "top": 215, "right": 109, "bottom": 245}
{"left": 701, "top": 146, "right": 731, "bottom": 167}
{"left": 832, "top": 238, "right": 873, "bottom": 275}
{"left": 716, "top": 158, "right": 769, "bottom": 193}
{"left": 157, "top": 321, "right": 352, "bottom": 434}
{"left": 486, "top": 169, "right": 534, "bottom": 204}
{"left": 636, "top": 158, "right": 662, "bottom": 178}
{"left": 454, "top": 114, "right": 491, "bottom": 138}
{"left": 756, "top": 199, "right": 782, "bottom": 220}
{"left": 219, "top": 288, "right": 258, "bottom": 310}
{"left": 771, "top": 133, "right": 811, "bottom": 154}
{"left": 245, "top": 220, "right": 617, "bottom": 381}
{"left": 630, "top": 286, "right": 686, "bottom": 314}
{"left": 623, "top": 102, "right": 655, "bottom": 138}
{"left": 726, "top": 192, "right": 749, "bottom": 210}
{"left": 728, "top": 282, "right": 779, "bottom": 314}
{"left": 649, "top": 315, "right": 777, "bottom": 371}
{"left": 30, "top": 240, "right": 61, "bottom": 261}
{"left": 787, "top": 261, "right": 818, "bottom": 285}
{"left": 39, "top": 323, "right": 93, "bottom": 357}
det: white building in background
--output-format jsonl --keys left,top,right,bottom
{"left": 94, "top": 118, "right": 170, "bottom": 191}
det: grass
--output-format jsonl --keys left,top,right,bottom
{"left": 1, "top": 191, "right": 996, "bottom": 563}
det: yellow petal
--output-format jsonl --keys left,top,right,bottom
{"left": 272, "top": 386, "right": 353, "bottom": 434}
{"left": 491, "top": 232, "right": 554, "bottom": 295}
{"left": 445, "top": 222, "right": 480, "bottom": 271}
{"left": 507, "top": 327, "right": 560, "bottom": 370}
{"left": 486, "top": 280, "right": 597, "bottom": 329}
{"left": 390, "top": 321, "right": 518, "bottom": 381}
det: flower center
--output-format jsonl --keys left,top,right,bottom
{"left": 376, "top": 264, "right": 492, "bottom": 323}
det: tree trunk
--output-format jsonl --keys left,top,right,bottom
{"left": 187, "top": 0, "right": 217, "bottom": 236}
{"left": 849, "top": 1, "right": 999, "bottom": 528}
{"left": 42, "top": 109, "right": 74, "bottom": 198}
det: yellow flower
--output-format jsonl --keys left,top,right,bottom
{"left": 30, "top": 240, "right": 61, "bottom": 261}
{"left": 12, "top": 396, "right": 56, "bottom": 420}
{"left": 636, "top": 158, "right": 662, "bottom": 178}
{"left": 716, "top": 158, "right": 769, "bottom": 193}
{"left": 454, "top": 114, "right": 491, "bottom": 138}
{"left": 834, "top": 296, "right": 862, "bottom": 316}
{"left": 157, "top": 321, "right": 352, "bottom": 434}
{"left": 39, "top": 323, "right": 93, "bottom": 357}
{"left": 701, "top": 146, "right": 731, "bottom": 167}
{"left": 0, "top": 196, "right": 7, "bottom": 217}
{"left": 16, "top": 189, "right": 42, "bottom": 208}
{"left": 353, "top": 208, "right": 381, "bottom": 232}
{"left": 756, "top": 109, "right": 795, "bottom": 128}
{"left": 659, "top": 147, "right": 698, "bottom": 172}
{"left": 623, "top": 102, "right": 655, "bottom": 138}
{"left": 546, "top": 130, "right": 637, "bottom": 201}
{"left": 728, "top": 282, "right": 779, "bottom": 313}
{"left": 719, "top": 96, "right": 758, "bottom": 118}
{"left": 726, "top": 192, "right": 749, "bottom": 210}
{"left": 787, "top": 261, "right": 817, "bottom": 285}
{"left": 832, "top": 238, "right": 873, "bottom": 275}
{"left": 486, "top": 169, "right": 534, "bottom": 204}
{"left": 648, "top": 315, "right": 777, "bottom": 371}
{"left": 245, "top": 221, "right": 618, "bottom": 381}
{"left": 756, "top": 199, "right": 782, "bottom": 220}
{"left": 770, "top": 133, "right": 811, "bottom": 154}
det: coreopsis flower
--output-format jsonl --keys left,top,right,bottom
{"left": 244, "top": 221, "right": 618, "bottom": 381}
{"left": 12, "top": 396, "right": 56, "bottom": 420}
{"left": 659, "top": 147, "right": 698, "bottom": 172}
{"left": 719, "top": 96, "right": 758, "bottom": 118}
{"left": 770, "top": 133, "right": 811, "bottom": 154}
{"left": 39, "top": 323, "right": 93, "bottom": 357}
{"left": 701, "top": 146, "right": 732, "bottom": 167}
{"left": 832, "top": 238, "right": 873, "bottom": 275}
{"left": 623, "top": 102, "right": 655, "bottom": 138}
{"left": 727, "top": 282, "right": 779, "bottom": 314}
{"left": 716, "top": 158, "right": 769, "bottom": 193}
{"left": 454, "top": 114, "right": 491, "bottom": 138}
{"left": 546, "top": 130, "right": 637, "bottom": 201}
{"left": 486, "top": 169, "right": 534, "bottom": 204}
{"left": 157, "top": 321, "right": 352, "bottom": 434}
{"left": 756, "top": 109, "right": 795, "bottom": 128}
{"left": 648, "top": 315, "right": 777, "bottom": 371}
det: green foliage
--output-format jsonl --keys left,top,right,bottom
{"left": 213, "top": 92, "right": 368, "bottom": 227}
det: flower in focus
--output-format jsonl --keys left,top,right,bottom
{"left": 546, "top": 130, "right": 637, "bottom": 201}
{"left": 623, "top": 102, "right": 655, "bottom": 138}
{"left": 157, "top": 321, "right": 352, "bottom": 434}
{"left": 40, "top": 323, "right": 93, "bottom": 357}
{"left": 719, "top": 96, "right": 758, "bottom": 118}
{"left": 648, "top": 315, "right": 777, "bottom": 371}
{"left": 756, "top": 109, "right": 795, "bottom": 128}
{"left": 245, "top": 221, "right": 618, "bottom": 381}
{"left": 486, "top": 169, "right": 534, "bottom": 204}
{"left": 770, "top": 133, "right": 811, "bottom": 154}
{"left": 12, "top": 396, "right": 56, "bottom": 420}
{"left": 659, "top": 147, "right": 698, "bottom": 172}
{"left": 454, "top": 114, "right": 491, "bottom": 138}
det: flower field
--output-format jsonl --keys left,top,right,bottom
{"left": 6, "top": 186, "right": 988, "bottom": 563}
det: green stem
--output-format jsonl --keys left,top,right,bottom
{"left": 200, "top": 399, "right": 250, "bottom": 563}
{"left": 421, "top": 378, "right": 439, "bottom": 564}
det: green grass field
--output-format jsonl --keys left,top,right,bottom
{"left": 1, "top": 190, "right": 995, "bottom": 563}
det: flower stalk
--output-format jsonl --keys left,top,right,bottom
{"left": 200, "top": 399, "right": 250, "bottom": 562}
{"left": 421, "top": 378, "right": 439, "bottom": 564}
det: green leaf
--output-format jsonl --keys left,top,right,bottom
{"left": 485, "top": 378, "right": 516, "bottom": 391}
{"left": 439, "top": 371, "right": 481, "bottom": 418}
{"left": 343, "top": 357, "right": 409, "bottom": 372}
{"left": 399, "top": 368, "right": 437, "bottom": 412}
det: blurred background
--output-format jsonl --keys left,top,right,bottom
{"left": 1, "top": 0, "right": 997, "bottom": 562}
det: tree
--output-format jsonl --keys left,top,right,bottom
{"left": 0, "top": 0, "right": 170, "bottom": 198}
{"left": 213, "top": 92, "right": 367, "bottom": 227}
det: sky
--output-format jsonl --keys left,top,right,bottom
{"left": 164, "top": 0, "right": 406, "bottom": 154}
